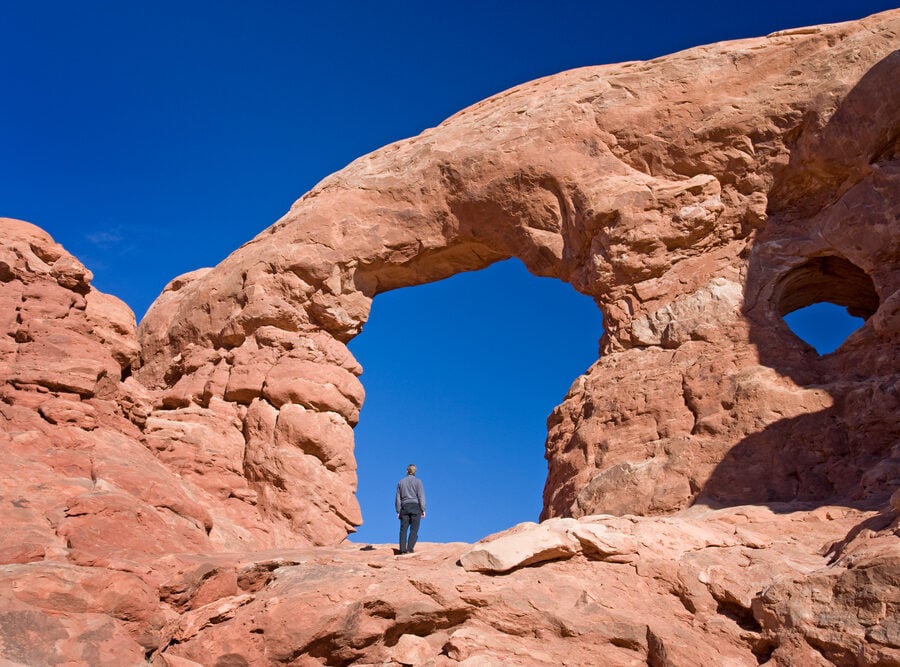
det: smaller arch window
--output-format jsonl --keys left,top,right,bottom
{"left": 775, "top": 255, "right": 878, "bottom": 355}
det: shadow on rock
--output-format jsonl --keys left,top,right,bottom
{"left": 698, "top": 50, "right": 900, "bottom": 512}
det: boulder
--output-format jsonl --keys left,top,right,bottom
{"left": 459, "top": 519, "right": 581, "bottom": 572}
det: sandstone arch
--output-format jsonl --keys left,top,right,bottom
{"left": 3, "top": 12, "right": 900, "bottom": 664}
{"left": 133, "top": 10, "right": 900, "bottom": 545}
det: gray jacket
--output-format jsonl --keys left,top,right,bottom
{"left": 395, "top": 474, "right": 426, "bottom": 513}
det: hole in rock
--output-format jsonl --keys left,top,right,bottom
{"left": 775, "top": 255, "right": 878, "bottom": 355}
{"left": 783, "top": 302, "right": 866, "bottom": 355}
{"left": 347, "top": 258, "right": 603, "bottom": 544}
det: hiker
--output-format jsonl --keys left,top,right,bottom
{"left": 395, "top": 464, "right": 426, "bottom": 554}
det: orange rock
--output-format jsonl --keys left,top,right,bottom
{"left": 1, "top": 10, "right": 899, "bottom": 665}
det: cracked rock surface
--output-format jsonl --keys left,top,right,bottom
{"left": 1, "top": 9, "right": 898, "bottom": 666}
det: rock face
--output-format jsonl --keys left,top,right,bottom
{"left": 1, "top": 10, "right": 899, "bottom": 666}
{"left": 135, "top": 10, "right": 899, "bottom": 533}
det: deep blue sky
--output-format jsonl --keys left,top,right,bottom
{"left": 2, "top": 1, "right": 885, "bottom": 543}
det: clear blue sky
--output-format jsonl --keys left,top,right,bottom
{"left": 2, "top": 1, "right": 883, "bottom": 543}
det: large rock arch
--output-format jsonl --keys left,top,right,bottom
{"left": 2, "top": 12, "right": 899, "bottom": 664}
{"left": 130, "top": 10, "right": 900, "bottom": 546}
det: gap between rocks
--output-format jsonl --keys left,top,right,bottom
{"left": 347, "top": 258, "right": 603, "bottom": 545}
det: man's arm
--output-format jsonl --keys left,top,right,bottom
{"left": 417, "top": 479, "right": 426, "bottom": 517}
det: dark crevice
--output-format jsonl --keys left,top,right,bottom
{"left": 806, "top": 634, "right": 856, "bottom": 666}
{"left": 716, "top": 600, "right": 761, "bottom": 632}
{"left": 0, "top": 261, "right": 13, "bottom": 282}
{"left": 751, "top": 638, "right": 777, "bottom": 664}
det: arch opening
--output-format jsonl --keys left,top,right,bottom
{"left": 775, "top": 255, "right": 878, "bottom": 355}
{"left": 346, "top": 258, "right": 603, "bottom": 544}
{"left": 783, "top": 303, "right": 866, "bottom": 356}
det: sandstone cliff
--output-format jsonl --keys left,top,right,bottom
{"left": 1, "top": 10, "right": 898, "bottom": 666}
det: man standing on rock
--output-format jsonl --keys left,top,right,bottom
{"left": 396, "top": 464, "right": 426, "bottom": 554}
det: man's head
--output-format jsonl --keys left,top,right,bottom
{"left": 407, "top": 464, "right": 417, "bottom": 475}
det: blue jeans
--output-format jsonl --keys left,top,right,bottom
{"left": 398, "top": 503, "right": 422, "bottom": 553}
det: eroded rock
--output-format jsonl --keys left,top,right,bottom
{"left": 1, "top": 9, "right": 898, "bottom": 666}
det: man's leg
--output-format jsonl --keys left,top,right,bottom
{"left": 407, "top": 512, "right": 421, "bottom": 552}
{"left": 399, "top": 512, "right": 411, "bottom": 553}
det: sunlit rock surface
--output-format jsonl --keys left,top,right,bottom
{"left": 1, "top": 10, "right": 898, "bottom": 665}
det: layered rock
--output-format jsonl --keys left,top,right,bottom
{"left": 132, "top": 11, "right": 900, "bottom": 537}
{"left": 4, "top": 506, "right": 890, "bottom": 666}
{"left": 1, "top": 9, "right": 899, "bottom": 666}
{"left": 0, "top": 219, "right": 339, "bottom": 559}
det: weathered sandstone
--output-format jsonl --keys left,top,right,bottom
{"left": 134, "top": 10, "right": 899, "bottom": 535}
{"left": 1, "top": 9, "right": 898, "bottom": 666}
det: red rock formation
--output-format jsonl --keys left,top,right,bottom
{"left": 133, "top": 10, "right": 899, "bottom": 536}
{"left": 1, "top": 10, "right": 898, "bottom": 666}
